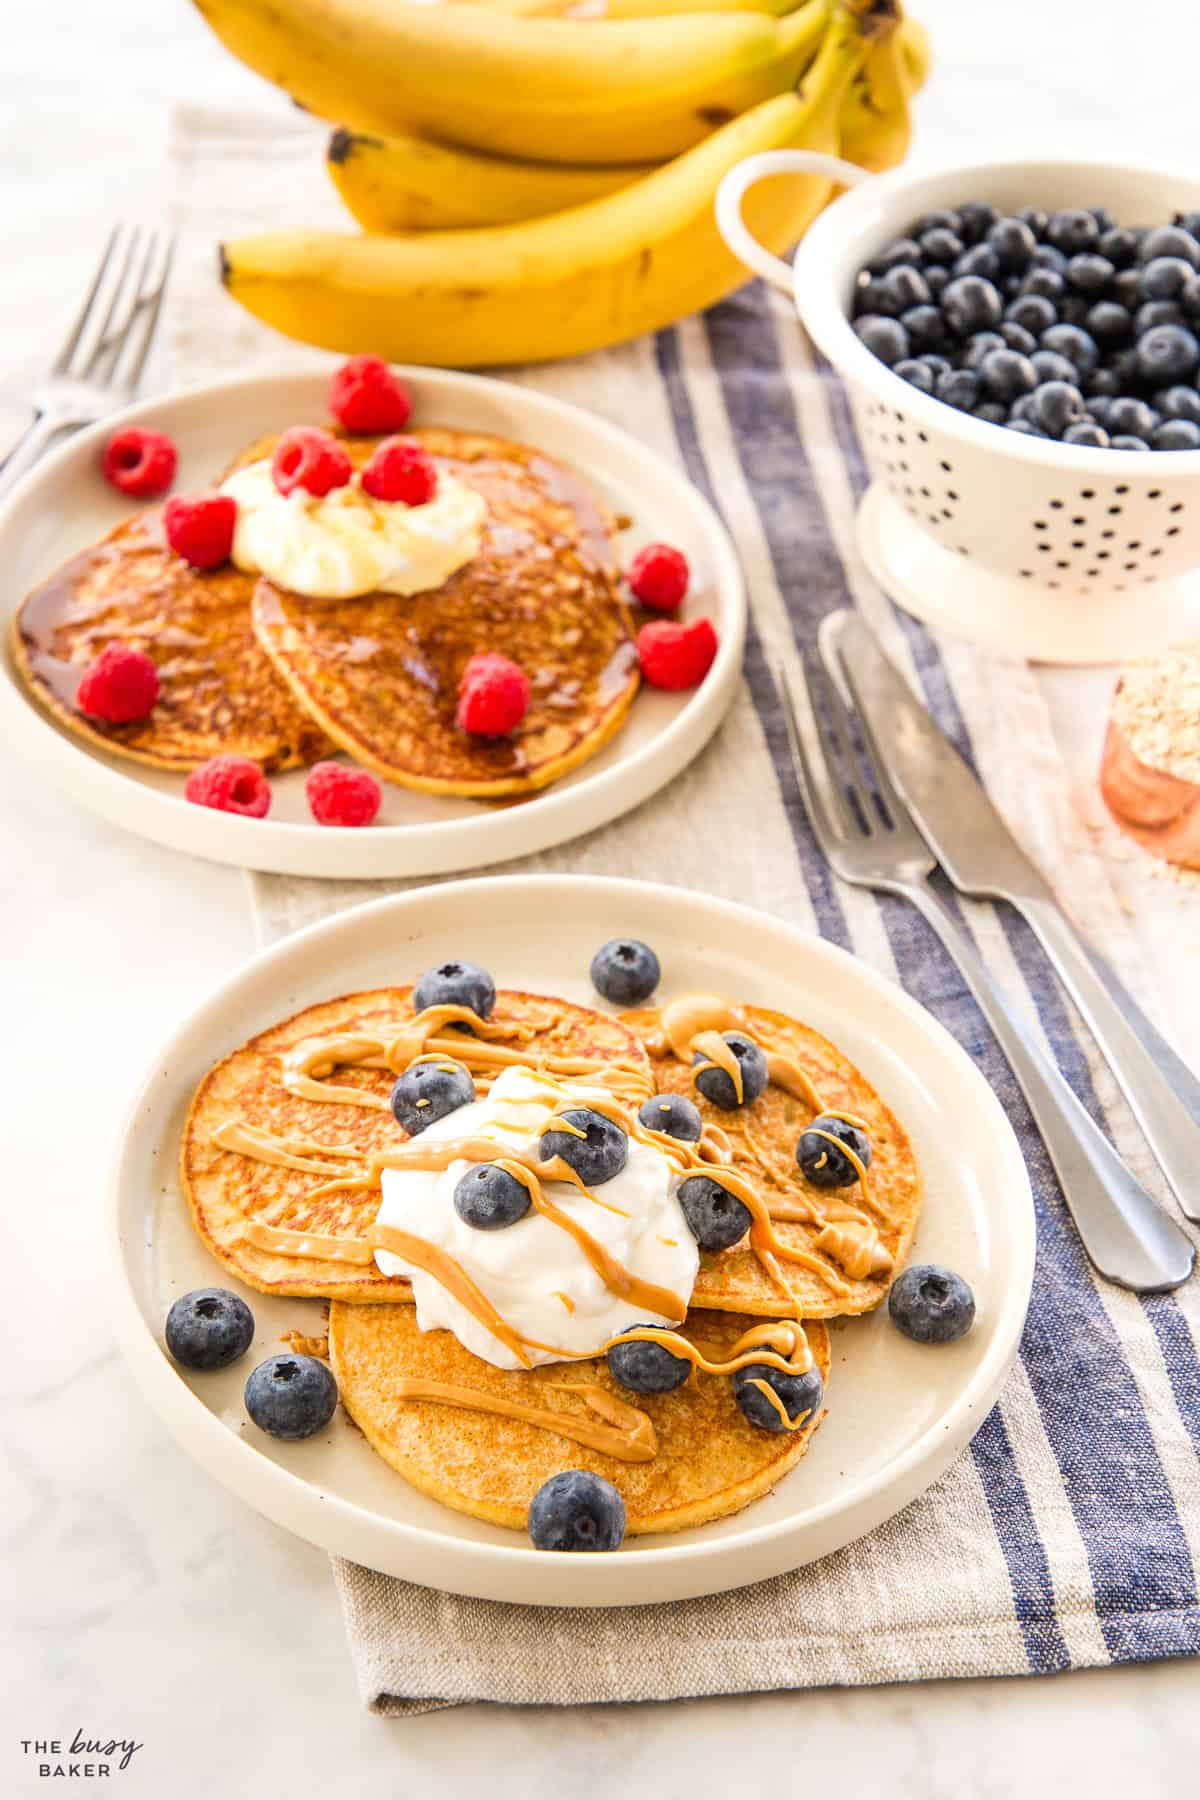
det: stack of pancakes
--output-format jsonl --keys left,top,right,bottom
{"left": 14, "top": 426, "right": 641, "bottom": 798}
{"left": 182, "top": 986, "right": 921, "bottom": 1536}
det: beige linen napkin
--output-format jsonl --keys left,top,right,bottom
{"left": 168, "top": 106, "right": 1200, "bottom": 1714}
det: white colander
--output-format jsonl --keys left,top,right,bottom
{"left": 716, "top": 154, "right": 1200, "bottom": 664}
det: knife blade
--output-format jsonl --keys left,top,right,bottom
{"left": 820, "top": 609, "right": 1053, "bottom": 904}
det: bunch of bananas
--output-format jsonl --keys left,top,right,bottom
{"left": 197, "top": 0, "right": 928, "bottom": 367}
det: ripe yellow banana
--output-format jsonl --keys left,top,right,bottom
{"left": 839, "top": 15, "right": 925, "bottom": 172}
{"left": 473, "top": 0, "right": 805, "bottom": 15}
{"left": 191, "top": 0, "right": 830, "bottom": 165}
{"left": 222, "top": 2, "right": 888, "bottom": 367}
{"left": 327, "top": 128, "right": 652, "bottom": 233}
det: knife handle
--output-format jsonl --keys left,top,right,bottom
{"left": 902, "top": 880, "right": 1195, "bottom": 1293}
{"left": 1019, "top": 898, "right": 1200, "bottom": 1226}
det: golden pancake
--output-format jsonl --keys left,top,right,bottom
{"left": 243, "top": 426, "right": 641, "bottom": 796}
{"left": 329, "top": 1302, "right": 830, "bottom": 1536}
{"left": 623, "top": 999, "right": 921, "bottom": 1320}
{"left": 182, "top": 985, "right": 653, "bottom": 1303}
{"left": 13, "top": 510, "right": 331, "bottom": 772}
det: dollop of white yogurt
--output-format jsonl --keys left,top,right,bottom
{"left": 219, "top": 457, "right": 486, "bottom": 599}
{"left": 373, "top": 1065, "right": 698, "bottom": 1369}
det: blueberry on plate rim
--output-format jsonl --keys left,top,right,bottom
{"left": 244, "top": 1353, "right": 339, "bottom": 1440}
{"left": 888, "top": 1264, "right": 976, "bottom": 1345}
{"left": 165, "top": 1287, "right": 255, "bottom": 1371}
{"left": 539, "top": 1107, "right": 628, "bottom": 1185}
{"left": 590, "top": 937, "right": 660, "bottom": 1006}
{"left": 528, "top": 1469, "right": 626, "bottom": 1552}
{"left": 390, "top": 1056, "right": 475, "bottom": 1134}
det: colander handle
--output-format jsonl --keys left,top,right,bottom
{"left": 715, "top": 150, "right": 872, "bottom": 294}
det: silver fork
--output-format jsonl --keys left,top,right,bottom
{"left": 0, "top": 225, "right": 175, "bottom": 501}
{"left": 778, "top": 657, "right": 1196, "bottom": 1294}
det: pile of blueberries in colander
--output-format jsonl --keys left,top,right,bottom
{"left": 850, "top": 202, "right": 1200, "bottom": 450}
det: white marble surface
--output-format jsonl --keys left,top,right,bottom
{"left": 4, "top": 0, "right": 1200, "bottom": 1792}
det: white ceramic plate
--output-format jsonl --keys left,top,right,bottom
{"left": 0, "top": 370, "right": 744, "bottom": 878}
{"left": 109, "top": 876, "right": 1035, "bottom": 1607}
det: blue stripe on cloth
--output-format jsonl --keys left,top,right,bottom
{"left": 653, "top": 323, "right": 851, "bottom": 951}
{"left": 702, "top": 280, "right": 1200, "bottom": 1664}
{"left": 969, "top": 1408, "right": 1072, "bottom": 1674}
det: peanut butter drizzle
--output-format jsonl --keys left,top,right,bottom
{"left": 689, "top": 1029, "right": 744, "bottom": 1105}
{"left": 604, "top": 1318, "right": 813, "bottom": 1380}
{"left": 391, "top": 1378, "right": 657, "bottom": 1463}
{"left": 744, "top": 1378, "right": 817, "bottom": 1431}
{"left": 371, "top": 1222, "right": 534, "bottom": 1367}
{"left": 209, "top": 1118, "right": 365, "bottom": 1176}
{"left": 281, "top": 1331, "right": 330, "bottom": 1359}
{"left": 245, "top": 1219, "right": 376, "bottom": 1263}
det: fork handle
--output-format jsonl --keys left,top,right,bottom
{"left": 901, "top": 878, "right": 1195, "bottom": 1292}
{"left": 1017, "top": 896, "right": 1200, "bottom": 1225}
{"left": 0, "top": 413, "right": 74, "bottom": 501}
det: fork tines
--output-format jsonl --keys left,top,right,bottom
{"left": 54, "top": 224, "right": 175, "bottom": 395}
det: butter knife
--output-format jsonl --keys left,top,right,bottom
{"left": 824, "top": 607, "right": 1200, "bottom": 1228}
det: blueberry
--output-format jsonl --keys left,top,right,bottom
{"left": 941, "top": 275, "right": 1003, "bottom": 335}
{"left": 589, "top": 937, "right": 660, "bottom": 1005}
{"left": 999, "top": 321, "right": 1038, "bottom": 356}
{"left": 1015, "top": 204, "right": 1048, "bottom": 236}
{"left": 1137, "top": 323, "right": 1200, "bottom": 383}
{"left": 676, "top": 1174, "right": 753, "bottom": 1251}
{"left": 973, "top": 401, "right": 1008, "bottom": 425}
{"left": 1139, "top": 256, "right": 1195, "bottom": 301}
{"left": 244, "top": 1354, "right": 338, "bottom": 1439}
{"left": 979, "top": 347, "right": 1036, "bottom": 402}
{"left": 924, "top": 265, "right": 951, "bottom": 298}
{"left": 1066, "top": 253, "right": 1113, "bottom": 295}
{"left": 953, "top": 244, "right": 1000, "bottom": 282}
{"left": 1113, "top": 266, "right": 1143, "bottom": 310}
{"left": 1136, "top": 300, "right": 1185, "bottom": 335}
{"left": 959, "top": 200, "right": 1000, "bottom": 241}
{"left": 888, "top": 1264, "right": 976, "bottom": 1345}
{"left": 920, "top": 227, "right": 963, "bottom": 266}
{"left": 1157, "top": 384, "right": 1200, "bottom": 424}
{"left": 1030, "top": 349, "right": 1079, "bottom": 385}
{"left": 165, "top": 1287, "right": 254, "bottom": 1371}
{"left": 607, "top": 1325, "right": 690, "bottom": 1394}
{"left": 853, "top": 274, "right": 896, "bottom": 317}
{"left": 1041, "top": 322, "right": 1099, "bottom": 376}
{"left": 1030, "top": 243, "right": 1068, "bottom": 275}
{"left": 1107, "top": 394, "right": 1159, "bottom": 439}
{"left": 1108, "top": 346, "right": 1145, "bottom": 391}
{"left": 1062, "top": 420, "right": 1109, "bottom": 447}
{"left": 894, "top": 358, "right": 934, "bottom": 394}
{"left": 734, "top": 1362, "right": 824, "bottom": 1434}
{"left": 413, "top": 960, "right": 495, "bottom": 1021}
{"left": 796, "top": 1114, "right": 871, "bottom": 1188}
{"left": 870, "top": 237, "right": 922, "bottom": 275}
{"left": 1047, "top": 209, "right": 1099, "bottom": 254}
{"left": 1110, "top": 435, "right": 1151, "bottom": 451}
{"left": 1151, "top": 419, "right": 1200, "bottom": 449}
{"left": 986, "top": 216, "right": 1036, "bottom": 271}
{"left": 1085, "top": 367, "right": 1121, "bottom": 399}
{"left": 390, "top": 1057, "right": 475, "bottom": 1134}
{"left": 528, "top": 1470, "right": 625, "bottom": 1552}
{"left": 453, "top": 1163, "right": 531, "bottom": 1229}
{"left": 899, "top": 303, "right": 947, "bottom": 352}
{"left": 1085, "top": 301, "right": 1131, "bottom": 344}
{"left": 963, "top": 330, "right": 1006, "bottom": 370}
{"left": 1030, "top": 379, "right": 1085, "bottom": 437}
{"left": 539, "top": 1107, "right": 627, "bottom": 1185}
{"left": 1139, "top": 225, "right": 1200, "bottom": 269}
{"left": 1172, "top": 210, "right": 1200, "bottom": 239}
{"left": 1058, "top": 295, "right": 1090, "bottom": 326}
{"left": 1009, "top": 392, "right": 1040, "bottom": 423}
{"left": 1099, "top": 225, "right": 1139, "bottom": 267}
{"left": 691, "top": 1032, "right": 768, "bottom": 1109}
{"left": 915, "top": 207, "right": 961, "bottom": 236}
{"left": 1181, "top": 275, "right": 1200, "bottom": 320}
{"left": 853, "top": 314, "right": 909, "bottom": 366}
{"left": 637, "top": 1092, "right": 703, "bottom": 1142}
{"left": 879, "top": 265, "right": 931, "bottom": 313}
{"left": 1006, "top": 293, "right": 1056, "bottom": 336}
{"left": 1005, "top": 418, "right": 1043, "bottom": 435}
{"left": 934, "top": 367, "right": 980, "bottom": 412}
{"left": 919, "top": 353, "right": 952, "bottom": 377}
{"left": 1021, "top": 267, "right": 1065, "bottom": 303}
{"left": 1086, "top": 396, "right": 1113, "bottom": 428}
{"left": 1090, "top": 205, "right": 1117, "bottom": 232}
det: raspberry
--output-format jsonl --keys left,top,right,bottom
{"left": 360, "top": 436, "right": 438, "bottom": 505}
{"left": 329, "top": 355, "right": 413, "bottom": 435}
{"left": 271, "top": 427, "right": 352, "bottom": 499}
{"left": 163, "top": 492, "right": 237, "bottom": 570}
{"left": 456, "top": 653, "right": 530, "bottom": 737}
{"left": 305, "top": 760, "right": 383, "bottom": 828}
{"left": 636, "top": 617, "right": 718, "bottom": 691}
{"left": 102, "top": 427, "right": 177, "bottom": 499}
{"left": 627, "top": 542, "right": 689, "bottom": 612}
{"left": 76, "top": 643, "right": 160, "bottom": 724}
{"left": 184, "top": 755, "right": 272, "bottom": 818}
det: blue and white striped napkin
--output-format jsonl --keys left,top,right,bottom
{"left": 170, "top": 106, "right": 1200, "bottom": 1712}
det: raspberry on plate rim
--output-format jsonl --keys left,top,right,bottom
{"left": 184, "top": 755, "right": 272, "bottom": 818}
{"left": 636, "top": 616, "right": 718, "bottom": 691}
{"left": 305, "top": 760, "right": 383, "bottom": 828}
{"left": 329, "top": 354, "right": 413, "bottom": 435}
{"left": 271, "top": 426, "right": 353, "bottom": 499}
{"left": 102, "top": 426, "right": 177, "bottom": 499}
{"left": 627, "top": 542, "right": 689, "bottom": 612}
